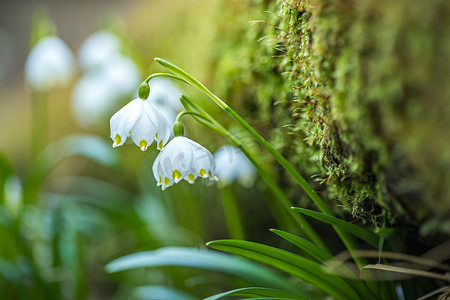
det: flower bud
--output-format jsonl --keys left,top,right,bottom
{"left": 173, "top": 121, "right": 184, "bottom": 137}
{"left": 138, "top": 81, "right": 150, "bottom": 99}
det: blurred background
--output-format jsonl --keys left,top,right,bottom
{"left": 0, "top": 0, "right": 279, "bottom": 299}
{"left": 2, "top": 0, "right": 449, "bottom": 299}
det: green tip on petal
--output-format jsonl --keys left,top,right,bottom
{"left": 138, "top": 82, "right": 150, "bottom": 99}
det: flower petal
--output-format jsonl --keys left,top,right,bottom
{"left": 110, "top": 99, "right": 142, "bottom": 147}
{"left": 130, "top": 100, "right": 158, "bottom": 151}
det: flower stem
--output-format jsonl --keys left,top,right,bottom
{"left": 220, "top": 185, "right": 246, "bottom": 240}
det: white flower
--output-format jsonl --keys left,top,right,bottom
{"left": 78, "top": 30, "right": 122, "bottom": 71}
{"left": 152, "top": 136, "right": 218, "bottom": 190}
{"left": 110, "top": 98, "right": 171, "bottom": 151}
{"left": 24, "top": 36, "right": 76, "bottom": 90}
{"left": 214, "top": 145, "right": 257, "bottom": 188}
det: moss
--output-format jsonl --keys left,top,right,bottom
{"left": 210, "top": 0, "right": 450, "bottom": 234}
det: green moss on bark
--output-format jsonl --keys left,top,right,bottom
{"left": 210, "top": 0, "right": 450, "bottom": 234}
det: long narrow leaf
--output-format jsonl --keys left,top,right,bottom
{"left": 270, "top": 229, "right": 333, "bottom": 263}
{"left": 207, "top": 240, "right": 362, "bottom": 300}
{"left": 292, "top": 208, "right": 379, "bottom": 247}
{"left": 204, "top": 287, "right": 307, "bottom": 300}
{"left": 105, "top": 247, "right": 301, "bottom": 295}
{"left": 271, "top": 230, "right": 376, "bottom": 299}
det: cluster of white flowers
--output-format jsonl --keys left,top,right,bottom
{"left": 110, "top": 84, "right": 218, "bottom": 190}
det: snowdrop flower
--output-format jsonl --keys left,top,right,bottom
{"left": 110, "top": 98, "right": 171, "bottom": 151}
{"left": 78, "top": 30, "right": 122, "bottom": 71}
{"left": 24, "top": 36, "right": 75, "bottom": 90}
{"left": 152, "top": 136, "right": 218, "bottom": 190}
{"left": 214, "top": 145, "right": 257, "bottom": 188}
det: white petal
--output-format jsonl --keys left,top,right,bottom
{"left": 110, "top": 98, "right": 142, "bottom": 147}
{"left": 146, "top": 101, "right": 171, "bottom": 150}
{"left": 152, "top": 152, "right": 162, "bottom": 182}
{"left": 130, "top": 101, "right": 158, "bottom": 150}
{"left": 184, "top": 138, "right": 215, "bottom": 178}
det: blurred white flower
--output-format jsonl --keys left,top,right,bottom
{"left": 102, "top": 55, "right": 141, "bottom": 97}
{"left": 72, "top": 74, "right": 115, "bottom": 127}
{"left": 152, "top": 136, "right": 218, "bottom": 190}
{"left": 110, "top": 98, "right": 171, "bottom": 151}
{"left": 149, "top": 77, "right": 182, "bottom": 111}
{"left": 24, "top": 35, "right": 76, "bottom": 90}
{"left": 214, "top": 145, "right": 257, "bottom": 188}
{"left": 72, "top": 31, "right": 141, "bottom": 128}
{"left": 78, "top": 30, "right": 122, "bottom": 71}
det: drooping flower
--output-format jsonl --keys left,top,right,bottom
{"left": 110, "top": 98, "right": 171, "bottom": 151}
{"left": 152, "top": 136, "right": 218, "bottom": 190}
{"left": 214, "top": 145, "right": 257, "bottom": 188}
{"left": 24, "top": 35, "right": 76, "bottom": 90}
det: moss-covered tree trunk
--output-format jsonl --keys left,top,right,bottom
{"left": 211, "top": 0, "right": 450, "bottom": 239}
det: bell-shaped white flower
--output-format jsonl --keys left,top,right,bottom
{"left": 152, "top": 136, "right": 218, "bottom": 190}
{"left": 24, "top": 36, "right": 76, "bottom": 90}
{"left": 110, "top": 98, "right": 171, "bottom": 151}
{"left": 214, "top": 145, "right": 257, "bottom": 188}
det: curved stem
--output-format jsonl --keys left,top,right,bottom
{"left": 175, "top": 110, "right": 210, "bottom": 123}
{"left": 143, "top": 73, "right": 189, "bottom": 85}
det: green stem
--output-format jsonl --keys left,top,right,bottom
{"left": 179, "top": 94, "right": 329, "bottom": 251}
{"left": 156, "top": 60, "right": 364, "bottom": 268}
{"left": 31, "top": 90, "right": 48, "bottom": 158}
{"left": 220, "top": 185, "right": 246, "bottom": 240}
{"left": 144, "top": 73, "right": 189, "bottom": 85}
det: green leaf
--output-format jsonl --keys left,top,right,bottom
{"left": 204, "top": 287, "right": 307, "bottom": 300}
{"left": 270, "top": 229, "right": 376, "bottom": 299}
{"left": 207, "top": 240, "right": 362, "bottom": 300}
{"left": 105, "top": 247, "right": 301, "bottom": 295}
{"left": 292, "top": 208, "right": 379, "bottom": 247}
{"left": 270, "top": 229, "right": 333, "bottom": 263}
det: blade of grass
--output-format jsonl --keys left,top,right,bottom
{"left": 105, "top": 247, "right": 303, "bottom": 296}
{"left": 204, "top": 287, "right": 307, "bottom": 300}
{"left": 292, "top": 207, "right": 379, "bottom": 247}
